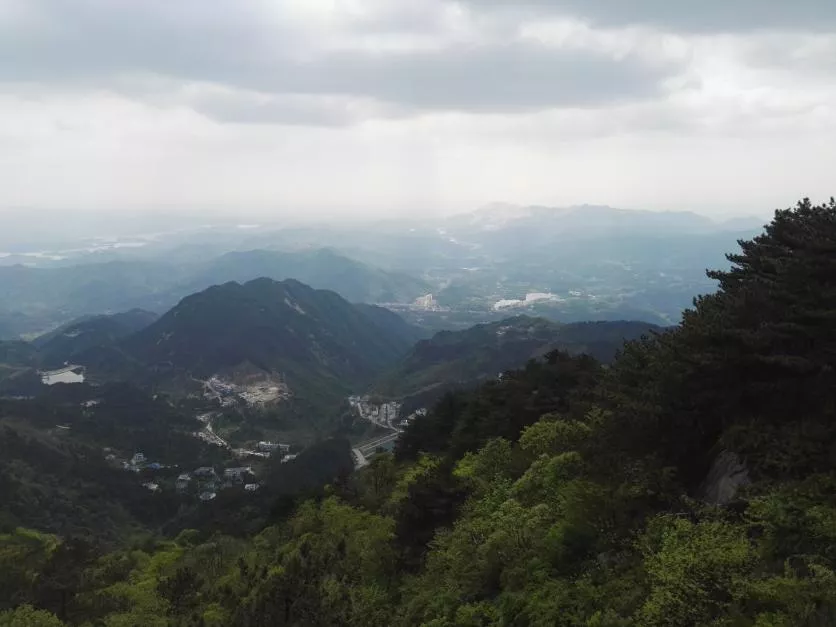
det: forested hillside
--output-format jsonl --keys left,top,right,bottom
{"left": 3, "top": 199, "right": 836, "bottom": 626}
{"left": 33, "top": 310, "right": 158, "bottom": 368}
{"left": 374, "top": 316, "right": 658, "bottom": 402}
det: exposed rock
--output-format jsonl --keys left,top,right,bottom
{"left": 699, "top": 450, "right": 750, "bottom": 505}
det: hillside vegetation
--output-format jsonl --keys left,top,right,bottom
{"left": 33, "top": 310, "right": 159, "bottom": 368}
{"left": 3, "top": 199, "right": 836, "bottom": 626}
{"left": 121, "top": 278, "right": 419, "bottom": 401}
{"left": 374, "top": 316, "right": 658, "bottom": 402}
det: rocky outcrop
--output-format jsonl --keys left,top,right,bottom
{"left": 699, "top": 450, "right": 750, "bottom": 505}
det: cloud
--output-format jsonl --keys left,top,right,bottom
{"left": 457, "top": 0, "right": 836, "bottom": 33}
{"left": 739, "top": 33, "right": 836, "bottom": 77}
{"left": 0, "top": 0, "right": 682, "bottom": 124}
{"left": 171, "top": 86, "right": 402, "bottom": 127}
{"left": 0, "top": 0, "right": 834, "bottom": 219}
{"left": 286, "top": 43, "right": 676, "bottom": 113}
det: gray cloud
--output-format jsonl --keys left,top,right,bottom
{"left": 0, "top": 0, "right": 681, "bottom": 123}
{"left": 458, "top": 0, "right": 836, "bottom": 32}
{"left": 740, "top": 34, "right": 836, "bottom": 76}
{"left": 180, "top": 89, "right": 400, "bottom": 127}
{"left": 286, "top": 44, "right": 675, "bottom": 113}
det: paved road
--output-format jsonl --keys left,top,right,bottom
{"left": 195, "top": 412, "right": 229, "bottom": 448}
{"left": 351, "top": 431, "right": 402, "bottom": 469}
{"left": 352, "top": 448, "right": 370, "bottom": 469}
{"left": 357, "top": 431, "right": 401, "bottom": 454}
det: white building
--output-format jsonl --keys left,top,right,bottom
{"left": 257, "top": 441, "right": 291, "bottom": 454}
{"left": 223, "top": 467, "right": 253, "bottom": 482}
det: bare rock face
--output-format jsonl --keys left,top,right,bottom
{"left": 699, "top": 451, "right": 750, "bottom": 505}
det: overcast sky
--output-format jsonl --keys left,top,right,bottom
{"left": 1, "top": 0, "right": 834, "bottom": 220}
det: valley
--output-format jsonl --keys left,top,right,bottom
{"left": 0, "top": 210, "right": 696, "bottom": 519}
{"left": 0, "top": 205, "right": 759, "bottom": 340}
{"left": 2, "top": 200, "right": 835, "bottom": 626}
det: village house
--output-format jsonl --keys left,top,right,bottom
{"left": 223, "top": 467, "right": 254, "bottom": 483}
{"left": 175, "top": 473, "right": 192, "bottom": 491}
{"left": 257, "top": 441, "right": 291, "bottom": 454}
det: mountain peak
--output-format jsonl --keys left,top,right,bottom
{"left": 120, "top": 278, "right": 419, "bottom": 405}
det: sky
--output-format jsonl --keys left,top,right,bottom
{"left": 1, "top": 0, "right": 835, "bottom": 221}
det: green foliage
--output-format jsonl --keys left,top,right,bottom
{"left": 5, "top": 198, "right": 836, "bottom": 627}
{"left": 0, "top": 529, "right": 59, "bottom": 611}
{"left": 33, "top": 310, "right": 158, "bottom": 369}
{"left": 375, "top": 316, "right": 656, "bottom": 402}
{"left": 0, "top": 605, "right": 64, "bottom": 627}
{"left": 396, "top": 350, "right": 602, "bottom": 461}
{"left": 637, "top": 517, "right": 754, "bottom": 626}
{"left": 117, "top": 278, "right": 420, "bottom": 423}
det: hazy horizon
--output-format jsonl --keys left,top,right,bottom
{"left": 2, "top": 1, "right": 835, "bottom": 220}
{"left": 0, "top": 201, "right": 773, "bottom": 246}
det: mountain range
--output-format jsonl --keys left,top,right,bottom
{"left": 0, "top": 248, "right": 430, "bottom": 339}
{"left": 446, "top": 203, "right": 765, "bottom": 238}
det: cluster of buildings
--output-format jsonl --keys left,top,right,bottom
{"left": 348, "top": 396, "right": 403, "bottom": 430}
{"left": 399, "top": 407, "right": 427, "bottom": 429}
{"left": 348, "top": 396, "right": 428, "bottom": 432}
{"left": 410, "top": 294, "right": 446, "bottom": 312}
{"left": 205, "top": 375, "right": 291, "bottom": 408}
{"left": 111, "top": 451, "right": 165, "bottom": 474}
{"left": 257, "top": 441, "right": 290, "bottom": 454}
{"left": 104, "top": 447, "right": 265, "bottom": 500}
{"left": 181, "top": 465, "right": 261, "bottom": 501}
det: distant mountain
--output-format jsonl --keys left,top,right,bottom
{"left": 449, "top": 203, "right": 754, "bottom": 237}
{"left": 443, "top": 204, "right": 763, "bottom": 259}
{"left": 374, "top": 316, "right": 659, "bottom": 405}
{"left": 179, "top": 248, "right": 431, "bottom": 305}
{"left": 33, "top": 309, "right": 159, "bottom": 368}
{"left": 0, "top": 249, "right": 430, "bottom": 337}
{"left": 119, "top": 279, "right": 420, "bottom": 407}
{"left": 0, "top": 260, "right": 181, "bottom": 312}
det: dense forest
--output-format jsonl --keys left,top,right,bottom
{"left": 3, "top": 199, "right": 836, "bottom": 626}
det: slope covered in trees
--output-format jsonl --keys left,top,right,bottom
{"left": 32, "top": 310, "right": 159, "bottom": 368}
{"left": 4, "top": 199, "right": 836, "bottom": 626}
{"left": 374, "top": 316, "right": 658, "bottom": 401}
{"left": 123, "top": 278, "right": 417, "bottom": 381}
